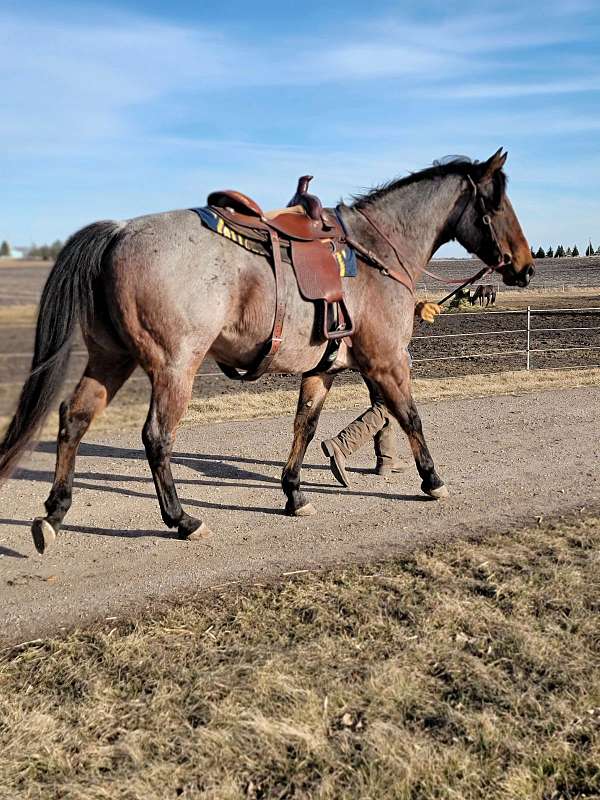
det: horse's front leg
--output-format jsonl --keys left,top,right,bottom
{"left": 282, "top": 372, "right": 335, "bottom": 516}
{"left": 365, "top": 354, "right": 448, "bottom": 499}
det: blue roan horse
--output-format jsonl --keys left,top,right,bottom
{"left": 0, "top": 150, "right": 534, "bottom": 552}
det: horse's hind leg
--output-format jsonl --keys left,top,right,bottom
{"left": 143, "top": 366, "right": 209, "bottom": 541}
{"left": 282, "top": 372, "right": 335, "bottom": 516}
{"left": 32, "top": 351, "right": 135, "bottom": 554}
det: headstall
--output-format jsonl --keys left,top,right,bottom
{"left": 344, "top": 174, "right": 510, "bottom": 306}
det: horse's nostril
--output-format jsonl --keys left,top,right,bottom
{"left": 528, "top": 264, "right": 535, "bottom": 278}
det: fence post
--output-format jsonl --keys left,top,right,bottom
{"left": 526, "top": 305, "right": 531, "bottom": 371}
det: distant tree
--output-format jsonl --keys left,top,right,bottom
{"left": 585, "top": 242, "right": 594, "bottom": 256}
{"left": 572, "top": 245, "right": 580, "bottom": 257}
{"left": 50, "top": 240, "right": 63, "bottom": 259}
{"left": 555, "top": 244, "right": 565, "bottom": 258}
{"left": 27, "top": 240, "right": 63, "bottom": 260}
{"left": 535, "top": 246, "right": 545, "bottom": 258}
{"left": 530, "top": 247, "right": 536, "bottom": 258}
{"left": 566, "top": 247, "right": 572, "bottom": 256}
{"left": 546, "top": 246, "right": 554, "bottom": 258}
{"left": 0, "top": 240, "right": 10, "bottom": 257}
{"left": 596, "top": 246, "right": 600, "bottom": 255}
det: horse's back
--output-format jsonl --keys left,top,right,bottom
{"left": 103, "top": 210, "right": 243, "bottom": 360}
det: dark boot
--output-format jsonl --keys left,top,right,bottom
{"left": 321, "top": 439, "right": 350, "bottom": 488}
{"left": 375, "top": 458, "right": 405, "bottom": 477}
{"left": 374, "top": 417, "right": 403, "bottom": 476}
{"left": 322, "top": 400, "right": 389, "bottom": 488}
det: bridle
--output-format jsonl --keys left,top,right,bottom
{"left": 457, "top": 175, "right": 508, "bottom": 271}
{"left": 342, "top": 174, "right": 512, "bottom": 306}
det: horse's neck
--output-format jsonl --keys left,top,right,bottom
{"left": 349, "top": 175, "right": 463, "bottom": 276}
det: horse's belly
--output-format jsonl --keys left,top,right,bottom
{"left": 209, "top": 296, "right": 328, "bottom": 375}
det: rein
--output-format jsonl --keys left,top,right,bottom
{"left": 345, "top": 175, "right": 507, "bottom": 307}
{"left": 354, "top": 206, "right": 416, "bottom": 292}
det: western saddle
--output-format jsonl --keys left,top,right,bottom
{"left": 206, "top": 176, "right": 353, "bottom": 381}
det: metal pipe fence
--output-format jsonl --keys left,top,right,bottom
{"left": 0, "top": 307, "right": 598, "bottom": 381}
{"left": 411, "top": 305, "right": 600, "bottom": 372}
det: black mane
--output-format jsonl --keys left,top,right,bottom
{"left": 351, "top": 156, "right": 507, "bottom": 209}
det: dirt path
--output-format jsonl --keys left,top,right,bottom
{"left": 1, "top": 386, "right": 598, "bottom": 644}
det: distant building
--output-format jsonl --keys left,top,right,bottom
{"left": 0, "top": 243, "right": 25, "bottom": 259}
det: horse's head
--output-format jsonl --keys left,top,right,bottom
{"left": 454, "top": 149, "right": 534, "bottom": 288}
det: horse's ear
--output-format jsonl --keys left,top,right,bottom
{"left": 477, "top": 148, "right": 508, "bottom": 183}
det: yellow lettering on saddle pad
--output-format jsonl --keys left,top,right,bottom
{"left": 214, "top": 210, "right": 349, "bottom": 276}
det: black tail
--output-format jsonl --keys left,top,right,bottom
{"left": 0, "top": 220, "right": 123, "bottom": 482}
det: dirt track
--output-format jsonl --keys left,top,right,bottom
{"left": 1, "top": 385, "right": 598, "bottom": 644}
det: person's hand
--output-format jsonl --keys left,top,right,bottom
{"left": 416, "top": 301, "right": 442, "bottom": 323}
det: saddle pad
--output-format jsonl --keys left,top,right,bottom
{"left": 191, "top": 207, "right": 358, "bottom": 277}
{"left": 290, "top": 240, "right": 344, "bottom": 303}
{"left": 192, "top": 207, "right": 266, "bottom": 255}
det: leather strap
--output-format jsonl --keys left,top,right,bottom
{"left": 355, "top": 207, "right": 416, "bottom": 291}
{"left": 344, "top": 234, "right": 415, "bottom": 295}
{"left": 216, "top": 229, "right": 286, "bottom": 381}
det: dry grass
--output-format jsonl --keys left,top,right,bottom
{"left": 177, "top": 366, "right": 600, "bottom": 426}
{"left": 0, "top": 259, "right": 49, "bottom": 270}
{"left": 1, "top": 366, "right": 599, "bottom": 438}
{"left": 0, "top": 305, "right": 38, "bottom": 327}
{"left": 416, "top": 285, "right": 600, "bottom": 305}
{"left": 493, "top": 286, "right": 600, "bottom": 304}
{"left": 1, "top": 516, "right": 599, "bottom": 799}
{"left": 62, "top": 365, "right": 600, "bottom": 429}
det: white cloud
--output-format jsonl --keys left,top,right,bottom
{"left": 1, "top": 1, "right": 595, "bottom": 160}
{"left": 2, "top": 2, "right": 599, "bottom": 245}
{"left": 439, "top": 77, "right": 600, "bottom": 99}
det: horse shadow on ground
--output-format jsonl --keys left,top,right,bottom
{"left": 1, "top": 442, "right": 432, "bottom": 543}
{"left": 34, "top": 441, "right": 382, "bottom": 482}
{"left": 30, "top": 441, "right": 414, "bottom": 488}
{"left": 13, "top": 465, "right": 429, "bottom": 507}
{"left": 0, "top": 543, "right": 28, "bottom": 559}
{"left": 0, "top": 517, "right": 180, "bottom": 545}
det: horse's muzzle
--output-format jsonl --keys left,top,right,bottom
{"left": 502, "top": 262, "right": 535, "bottom": 288}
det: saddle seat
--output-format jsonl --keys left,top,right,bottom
{"left": 206, "top": 190, "right": 336, "bottom": 241}
{"left": 205, "top": 177, "right": 354, "bottom": 381}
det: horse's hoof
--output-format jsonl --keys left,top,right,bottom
{"left": 291, "top": 502, "right": 317, "bottom": 517}
{"left": 182, "top": 521, "right": 213, "bottom": 542}
{"left": 31, "top": 517, "right": 56, "bottom": 554}
{"left": 423, "top": 483, "right": 449, "bottom": 500}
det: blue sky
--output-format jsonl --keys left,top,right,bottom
{"left": 1, "top": 0, "right": 599, "bottom": 255}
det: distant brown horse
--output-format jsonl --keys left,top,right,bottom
{"left": 471, "top": 284, "right": 497, "bottom": 307}
{"left": 0, "top": 149, "right": 534, "bottom": 553}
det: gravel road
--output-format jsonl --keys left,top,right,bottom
{"left": 1, "top": 386, "right": 598, "bottom": 644}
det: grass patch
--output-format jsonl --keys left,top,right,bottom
{"left": 416, "top": 286, "right": 600, "bottom": 308}
{"left": 0, "top": 305, "right": 38, "bottom": 327}
{"left": 1, "top": 516, "right": 599, "bottom": 799}
{"left": 180, "top": 367, "right": 600, "bottom": 425}
{"left": 2, "top": 366, "right": 598, "bottom": 438}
